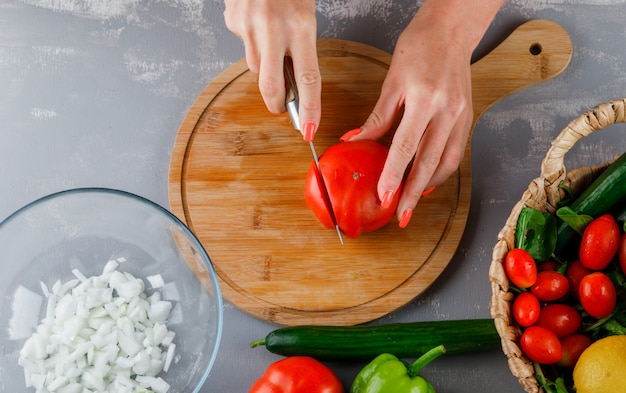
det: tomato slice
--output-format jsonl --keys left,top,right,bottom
{"left": 304, "top": 162, "right": 334, "bottom": 230}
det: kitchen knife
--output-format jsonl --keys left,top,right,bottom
{"left": 284, "top": 57, "right": 344, "bottom": 245}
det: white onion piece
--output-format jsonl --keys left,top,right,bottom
{"left": 18, "top": 264, "right": 175, "bottom": 393}
{"left": 147, "top": 274, "right": 165, "bottom": 289}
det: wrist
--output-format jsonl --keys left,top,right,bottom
{"left": 408, "top": 0, "right": 504, "bottom": 53}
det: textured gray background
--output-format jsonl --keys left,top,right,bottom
{"left": 2, "top": 1, "right": 626, "bottom": 392}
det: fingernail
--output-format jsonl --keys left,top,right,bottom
{"left": 422, "top": 186, "right": 436, "bottom": 197}
{"left": 399, "top": 208, "right": 413, "bottom": 229}
{"left": 381, "top": 190, "right": 395, "bottom": 209}
{"left": 303, "top": 121, "right": 316, "bottom": 142}
{"left": 340, "top": 128, "right": 361, "bottom": 142}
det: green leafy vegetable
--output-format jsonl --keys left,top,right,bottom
{"left": 515, "top": 207, "right": 557, "bottom": 262}
{"left": 555, "top": 206, "right": 594, "bottom": 235}
{"left": 535, "top": 363, "right": 572, "bottom": 393}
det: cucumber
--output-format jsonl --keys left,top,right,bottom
{"left": 554, "top": 151, "right": 626, "bottom": 260}
{"left": 250, "top": 319, "right": 500, "bottom": 361}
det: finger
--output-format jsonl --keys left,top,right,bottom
{"left": 289, "top": 42, "right": 322, "bottom": 141}
{"left": 376, "top": 101, "right": 432, "bottom": 204}
{"left": 343, "top": 74, "right": 403, "bottom": 142}
{"left": 425, "top": 111, "right": 471, "bottom": 188}
{"left": 243, "top": 36, "right": 261, "bottom": 74}
{"left": 395, "top": 110, "right": 459, "bottom": 223}
{"left": 257, "top": 45, "right": 288, "bottom": 114}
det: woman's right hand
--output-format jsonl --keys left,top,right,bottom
{"left": 224, "top": 0, "right": 322, "bottom": 141}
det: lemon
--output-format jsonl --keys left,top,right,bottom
{"left": 573, "top": 335, "right": 626, "bottom": 393}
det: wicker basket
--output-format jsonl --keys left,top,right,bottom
{"left": 489, "top": 98, "right": 626, "bottom": 393}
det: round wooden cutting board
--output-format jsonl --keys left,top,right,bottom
{"left": 169, "top": 20, "right": 572, "bottom": 326}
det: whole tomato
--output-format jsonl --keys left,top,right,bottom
{"left": 512, "top": 292, "right": 540, "bottom": 327}
{"left": 530, "top": 271, "right": 569, "bottom": 302}
{"left": 537, "top": 260, "right": 560, "bottom": 272}
{"left": 557, "top": 334, "right": 592, "bottom": 368}
{"left": 579, "top": 214, "right": 620, "bottom": 270}
{"left": 249, "top": 356, "right": 344, "bottom": 393}
{"left": 520, "top": 326, "right": 562, "bottom": 364}
{"left": 304, "top": 140, "right": 400, "bottom": 238}
{"left": 504, "top": 248, "right": 537, "bottom": 289}
{"left": 535, "top": 304, "right": 581, "bottom": 338}
{"left": 579, "top": 272, "right": 616, "bottom": 319}
{"left": 565, "top": 260, "right": 592, "bottom": 300}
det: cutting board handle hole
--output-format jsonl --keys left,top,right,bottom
{"left": 529, "top": 43, "right": 543, "bottom": 56}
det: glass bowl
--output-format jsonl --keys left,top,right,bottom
{"left": 0, "top": 188, "right": 223, "bottom": 392}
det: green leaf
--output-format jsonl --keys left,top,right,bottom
{"left": 515, "top": 207, "right": 557, "bottom": 262}
{"left": 602, "top": 318, "right": 626, "bottom": 335}
{"left": 556, "top": 206, "right": 593, "bottom": 235}
{"left": 553, "top": 377, "right": 572, "bottom": 393}
{"left": 534, "top": 364, "right": 574, "bottom": 393}
{"left": 607, "top": 269, "right": 626, "bottom": 290}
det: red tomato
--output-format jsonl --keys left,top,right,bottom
{"left": 579, "top": 214, "right": 620, "bottom": 270}
{"left": 619, "top": 232, "right": 626, "bottom": 275}
{"left": 565, "top": 260, "right": 592, "bottom": 300}
{"left": 579, "top": 272, "right": 616, "bottom": 318}
{"left": 512, "top": 292, "right": 541, "bottom": 327}
{"left": 520, "top": 326, "right": 563, "bottom": 364}
{"left": 504, "top": 249, "right": 537, "bottom": 289}
{"left": 557, "top": 334, "right": 592, "bottom": 368}
{"left": 537, "top": 260, "right": 559, "bottom": 272}
{"left": 535, "top": 304, "right": 581, "bottom": 338}
{"left": 530, "top": 271, "right": 569, "bottom": 302}
{"left": 249, "top": 356, "right": 344, "bottom": 393}
{"left": 304, "top": 140, "right": 400, "bottom": 238}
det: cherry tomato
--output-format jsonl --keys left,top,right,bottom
{"left": 304, "top": 140, "right": 400, "bottom": 238}
{"left": 520, "top": 326, "right": 562, "bottom": 364}
{"left": 565, "top": 260, "right": 592, "bottom": 300}
{"left": 579, "top": 272, "right": 616, "bottom": 318}
{"left": 535, "top": 304, "right": 581, "bottom": 338}
{"left": 538, "top": 260, "right": 559, "bottom": 272}
{"left": 512, "top": 292, "right": 541, "bottom": 327}
{"left": 619, "top": 232, "right": 626, "bottom": 275}
{"left": 579, "top": 214, "right": 620, "bottom": 270}
{"left": 530, "top": 271, "right": 569, "bottom": 302}
{"left": 504, "top": 248, "right": 537, "bottom": 289}
{"left": 557, "top": 334, "right": 592, "bottom": 368}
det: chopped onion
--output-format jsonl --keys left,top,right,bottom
{"left": 146, "top": 274, "right": 165, "bottom": 289}
{"left": 18, "top": 262, "right": 175, "bottom": 393}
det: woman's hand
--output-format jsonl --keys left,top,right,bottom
{"left": 342, "top": 0, "right": 504, "bottom": 227}
{"left": 224, "top": 0, "right": 322, "bottom": 140}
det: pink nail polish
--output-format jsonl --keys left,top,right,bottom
{"left": 303, "top": 121, "right": 316, "bottom": 142}
{"left": 422, "top": 186, "right": 436, "bottom": 197}
{"left": 340, "top": 128, "right": 361, "bottom": 142}
{"left": 380, "top": 190, "right": 395, "bottom": 209}
{"left": 399, "top": 208, "right": 413, "bottom": 229}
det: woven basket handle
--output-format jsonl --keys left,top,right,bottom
{"left": 539, "top": 98, "right": 626, "bottom": 210}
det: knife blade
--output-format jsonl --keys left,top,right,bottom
{"left": 284, "top": 57, "right": 344, "bottom": 245}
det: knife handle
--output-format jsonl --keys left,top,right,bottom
{"left": 284, "top": 57, "right": 301, "bottom": 131}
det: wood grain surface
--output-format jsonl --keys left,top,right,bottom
{"left": 168, "top": 19, "right": 572, "bottom": 326}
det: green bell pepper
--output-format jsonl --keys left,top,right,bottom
{"left": 350, "top": 345, "right": 445, "bottom": 393}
